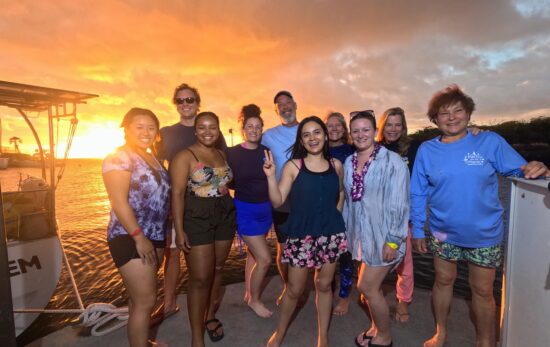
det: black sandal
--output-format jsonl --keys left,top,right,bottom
{"left": 368, "top": 340, "right": 393, "bottom": 347}
{"left": 205, "top": 318, "right": 224, "bottom": 342}
{"left": 354, "top": 331, "right": 372, "bottom": 347}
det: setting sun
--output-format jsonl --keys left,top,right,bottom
{"left": 66, "top": 123, "right": 125, "bottom": 158}
{"left": 65, "top": 124, "right": 242, "bottom": 159}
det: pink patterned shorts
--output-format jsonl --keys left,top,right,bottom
{"left": 282, "top": 232, "right": 347, "bottom": 269}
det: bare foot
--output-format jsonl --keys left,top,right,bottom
{"left": 244, "top": 291, "right": 250, "bottom": 303}
{"left": 332, "top": 297, "right": 350, "bottom": 315}
{"left": 371, "top": 336, "right": 392, "bottom": 346}
{"left": 148, "top": 340, "right": 168, "bottom": 346}
{"left": 276, "top": 291, "right": 284, "bottom": 306}
{"left": 424, "top": 332, "right": 447, "bottom": 347}
{"left": 248, "top": 299, "right": 273, "bottom": 318}
{"left": 317, "top": 336, "right": 329, "bottom": 347}
{"left": 360, "top": 293, "right": 367, "bottom": 306}
{"left": 266, "top": 331, "right": 282, "bottom": 347}
{"left": 395, "top": 300, "right": 410, "bottom": 323}
{"left": 150, "top": 302, "right": 180, "bottom": 327}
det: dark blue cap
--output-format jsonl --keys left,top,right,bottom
{"left": 273, "top": 90, "right": 293, "bottom": 103}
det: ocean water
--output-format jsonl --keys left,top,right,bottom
{"left": 2, "top": 159, "right": 508, "bottom": 345}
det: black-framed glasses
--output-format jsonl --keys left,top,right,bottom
{"left": 175, "top": 97, "right": 196, "bottom": 105}
{"left": 350, "top": 109, "right": 374, "bottom": 118}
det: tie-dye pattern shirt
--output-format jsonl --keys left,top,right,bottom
{"left": 103, "top": 146, "right": 170, "bottom": 241}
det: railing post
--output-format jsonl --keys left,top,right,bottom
{"left": 0, "top": 184, "right": 17, "bottom": 346}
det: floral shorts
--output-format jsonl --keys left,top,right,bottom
{"left": 282, "top": 232, "right": 347, "bottom": 269}
{"left": 428, "top": 235, "right": 503, "bottom": 268}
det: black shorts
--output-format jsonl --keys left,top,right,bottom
{"left": 183, "top": 194, "right": 236, "bottom": 246}
{"left": 108, "top": 234, "right": 165, "bottom": 268}
{"left": 272, "top": 210, "right": 289, "bottom": 243}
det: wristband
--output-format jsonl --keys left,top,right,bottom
{"left": 130, "top": 228, "right": 142, "bottom": 237}
{"left": 386, "top": 242, "right": 398, "bottom": 250}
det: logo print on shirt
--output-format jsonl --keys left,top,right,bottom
{"left": 463, "top": 152, "right": 485, "bottom": 166}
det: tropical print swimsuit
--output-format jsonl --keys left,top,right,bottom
{"left": 186, "top": 148, "right": 233, "bottom": 197}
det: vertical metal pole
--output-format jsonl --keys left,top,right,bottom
{"left": 0, "top": 184, "right": 17, "bottom": 346}
{"left": 48, "top": 106, "right": 56, "bottom": 231}
{"left": 16, "top": 109, "right": 47, "bottom": 180}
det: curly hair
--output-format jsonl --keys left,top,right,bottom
{"left": 238, "top": 104, "right": 264, "bottom": 128}
{"left": 427, "top": 84, "right": 475, "bottom": 124}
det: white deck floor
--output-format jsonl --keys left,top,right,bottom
{"left": 29, "top": 276, "right": 476, "bottom": 347}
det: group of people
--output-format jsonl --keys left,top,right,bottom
{"left": 102, "top": 83, "right": 550, "bottom": 347}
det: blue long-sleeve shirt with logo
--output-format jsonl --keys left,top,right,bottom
{"left": 410, "top": 131, "right": 526, "bottom": 248}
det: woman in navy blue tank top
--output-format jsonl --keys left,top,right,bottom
{"left": 263, "top": 116, "right": 347, "bottom": 347}
{"left": 226, "top": 104, "right": 274, "bottom": 318}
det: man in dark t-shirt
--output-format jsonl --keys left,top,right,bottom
{"left": 157, "top": 111, "right": 226, "bottom": 163}
{"left": 155, "top": 83, "right": 226, "bottom": 321}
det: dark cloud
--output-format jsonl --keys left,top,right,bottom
{"left": 1, "top": 0, "right": 549, "bottom": 148}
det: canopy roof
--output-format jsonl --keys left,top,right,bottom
{"left": 0, "top": 80, "right": 98, "bottom": 112}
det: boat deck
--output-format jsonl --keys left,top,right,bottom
{"left": 29, "top": 276, "right": 476, "bottom": 346}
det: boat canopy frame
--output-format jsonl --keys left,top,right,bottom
{"left": 0, "top": 80, "right": 98, "bottom": 228}
{"left": 0, "top": 82, "right": 98, "bottom": 340}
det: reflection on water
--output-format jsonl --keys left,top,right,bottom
{"left": 6, "top": 159, "right": 276, "bottom": 346}
{"left": 3, "top": 159, "right": 507, "bottom": 345}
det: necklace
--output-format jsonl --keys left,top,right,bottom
{"left": 351, "top": 144, "right": 381, "bottom": 201}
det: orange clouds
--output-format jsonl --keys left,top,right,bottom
{"left": 1, "top": 0, "right": 549, "bottom": 157}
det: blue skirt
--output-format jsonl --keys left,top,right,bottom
{"left": 234, "top": 198, "right": 273, "bottom": 236}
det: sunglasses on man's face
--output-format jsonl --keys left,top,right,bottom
{"left": 175, "top": 97, "right": 196, "bottom": 105}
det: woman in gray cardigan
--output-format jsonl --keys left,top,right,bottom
{"left": 343, "top": 111, "right": 409, "bottom": 347}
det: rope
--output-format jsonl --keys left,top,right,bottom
{"left": 55, "top": 117, "right": 78, "bottom": 187}
{"left": 77, "top": 303, "right": 129, "bottom": 337}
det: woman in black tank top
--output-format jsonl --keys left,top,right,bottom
{"left": 263, "top": 116, "right": 347, "bottom": 347}
{"left": 170, "top": 112, "right": 236, "bottom": 345}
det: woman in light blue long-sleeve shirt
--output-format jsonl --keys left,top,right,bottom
{"left": 411, "top": 84, "right": 550, "bottom": 347}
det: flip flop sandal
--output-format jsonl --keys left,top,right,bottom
{"left": 368, "top": 340, "right": 393, "bottom": 347}
{"left": 395, "top": 311, "right": 410, "bottom": 323}
{"left": 354, "top": 331, "right": 373, "bottom": 347}
{"left": 205, "top": 318, "right": 224, "bottom": 342}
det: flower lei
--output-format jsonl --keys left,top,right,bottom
{"left": 351, "top": 144, "right": 381, "bottom": 201}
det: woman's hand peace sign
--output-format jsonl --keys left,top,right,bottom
{"left": 263, "top": 150, "right": 276, "bottom": 178}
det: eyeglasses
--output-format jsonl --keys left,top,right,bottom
{"left": 350, "top": 110, "right": 374, "bottom": 118}
{"left": 175, "top": 97, "right": 196, "bottom": 105}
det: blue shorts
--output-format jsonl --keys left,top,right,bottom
{"left": 234, "top": 198, "right": 272, "bottom": 236}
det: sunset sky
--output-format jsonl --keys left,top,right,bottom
{"left": 1, "top": 0, "right": 549, "bottom": 158}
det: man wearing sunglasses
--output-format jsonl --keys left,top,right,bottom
{"left": 261, "top": 90, "right": 299, "bottom": 304}
{"left": 157, "top": 83, "right": 227, "bottom": 163}
{"left": 154, "top": 83, "right": 227, "bottom": 324}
